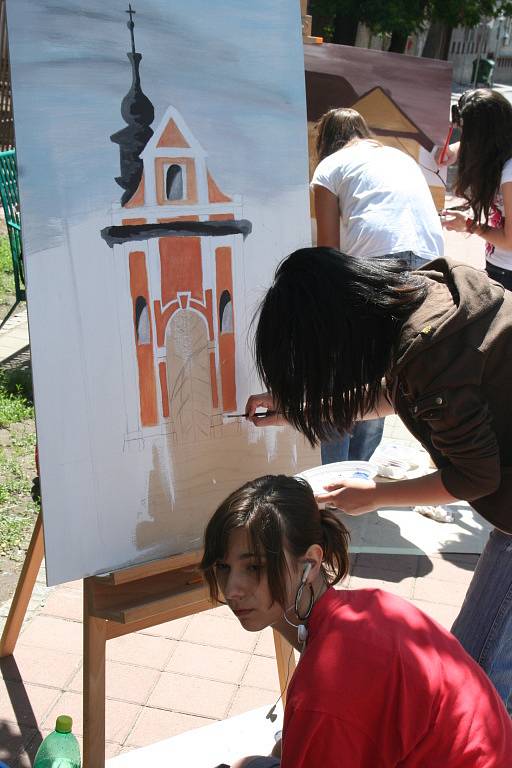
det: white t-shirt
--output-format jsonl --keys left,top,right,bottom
{"left": 311, "top": 140, "right": 444, "bottom": 261}
{"left": 485, "top": 157, "right": 512, "bottom": 270}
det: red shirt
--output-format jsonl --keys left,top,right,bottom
{"left": 281, "top": 588, "right": 512, "bottom": 767}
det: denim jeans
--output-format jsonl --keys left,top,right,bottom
{"left": 393, "top": 251, "right": 430, "bottom": 270}
{"left": 320, "top": 418, "right": 385, "bottom": 464}
{"left": 452, "top": 528, "right": 512, "bottom": 715}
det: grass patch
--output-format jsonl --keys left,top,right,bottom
{"left": 0, "top": 509, "right": 37, "bottom": 558}
{"left": 0, "top": 449, "right": 33, "bottom": 501}
{"left": 0, "top": 369, "right": 33, "bottom": 427}
{"left": 0, "top": 234, "right": 12, "bottom": 279}
{"left": 0, "top": 420, "right": 38, "bottom": 560}
{"left": 0, "top": 234, "right": 14, "bottom": 309}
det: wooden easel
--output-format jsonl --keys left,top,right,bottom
{"left": 0, "top": 511, "right": 44, "bottom": 657}
{"left": 1, "top": 512, "right": 296, "bottom": 768}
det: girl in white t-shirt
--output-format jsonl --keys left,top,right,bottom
{"left": 311, "top": 108, "right": 443, "bottom": 464}
{"left": 312, "top": 109, "right": 443, "bottom": 264}
{"left": 440, "top": 89, "right": 512, "bottom": 290}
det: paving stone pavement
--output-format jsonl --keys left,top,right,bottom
{"left": 0, "top": 548, "right": 479, "bottom": 766}
{"left": 0, "top": 227, "right": 487, "bottom": 764}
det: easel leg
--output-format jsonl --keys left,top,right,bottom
{"left": 0, "top": 511, "right": 44, "bottom": 657}
{"left": 272, "top": 629, "right": 296, "bottom": 707}
{"left": 83, "top": 579, "right": 107, "bottom": 768}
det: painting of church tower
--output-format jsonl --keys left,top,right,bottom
{"left": 102, "top": 6, "right": 252, "bottom": 445}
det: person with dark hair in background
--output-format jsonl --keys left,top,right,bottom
{"left": 440, "top": 88, "right": 512, "bottom": 291}
{"left": 202, "top": 475, "right": 512, "bottom": 768}
{"left": 312, "top": 108, "right": 443, "bottom": 465}
{"left": 246, "top": 247, "right": 512, "bottom": 715}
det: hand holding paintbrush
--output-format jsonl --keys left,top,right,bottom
{"left": 436, "top": 104, "right": 460, "bottom": 167}
{"left": 224, "top": 392, "right": 288, "bottom": 427}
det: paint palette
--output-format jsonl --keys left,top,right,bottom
{"left": 297, "top": 461, "right": 377, "bottom": 498}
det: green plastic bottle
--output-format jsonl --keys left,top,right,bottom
{"left": 33, "top": 715, "right": 81, "bottom": 768}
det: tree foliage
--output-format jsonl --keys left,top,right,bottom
{"left": 311, "top": 0, "right": 512, "bottom": 45}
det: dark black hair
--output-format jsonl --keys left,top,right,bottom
{"left": 254, "top": 247, "right": 428, "bottom": 446}
{"left": 201, "top": 475, "right": 350, "bottom": 607}
{"left": 456, "top": 89, "right": 512, "bottom": 225}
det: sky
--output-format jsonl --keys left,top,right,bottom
{"left": 6, "top": 0, "right": 308, "bottom": 251}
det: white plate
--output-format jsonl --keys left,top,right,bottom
{"left": 297, "top": 461, "right": 377, "bottom": 497}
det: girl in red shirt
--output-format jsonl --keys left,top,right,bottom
{"left": 201, "top": 475, "right": 512, "bottom": 768}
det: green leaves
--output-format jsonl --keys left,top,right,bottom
{"left": 311, "top": 0, "right": 512, "bottom": 46}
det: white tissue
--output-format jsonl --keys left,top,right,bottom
{"left": 376, "top": 463, "right": 408, "bottom": 480}
{"left": 414, "top": 505, "right": 454, "bottom": 523}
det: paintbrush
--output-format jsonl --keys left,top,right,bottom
{"left": 225, "top": 411, "right": 277, "bottom": 418}
{"left": 438, "top": 104, "right": 459, "bottom": 165}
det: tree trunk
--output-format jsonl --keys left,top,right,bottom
{"left": 388, "top": 30, "right": 408, "bottom": 54}
{"left": 422, "top": 21, "right": 452, "bottom": 60}
{"left": 332, "top": 13, "right": 359, "bottom": 45}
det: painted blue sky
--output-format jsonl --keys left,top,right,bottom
{"left": 6, "top": 0, "right": 308, "bottom": 250}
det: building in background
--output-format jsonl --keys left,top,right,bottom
{"left": 448, "top": 16, "right": 512, "bottom": 86}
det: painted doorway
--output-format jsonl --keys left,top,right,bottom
{"left": 166, "top": 309, "right": 213, "bottom": 443}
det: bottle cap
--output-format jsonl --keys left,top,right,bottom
{"left": 55, "top": 715, "right": 73, "bottom": 733}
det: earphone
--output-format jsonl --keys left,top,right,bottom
{"left": 301, "top": 561, "right": 312, "bottom": 585}
{"left": 266, "top": 562, "right": 314, "bottom": 723}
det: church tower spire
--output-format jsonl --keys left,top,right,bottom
{"left": 111, "top": 5, "right": 154, "bottom": 206}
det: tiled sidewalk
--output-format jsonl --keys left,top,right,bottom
{"left": 0, "top": 310, "right": 29, "bottom": 363}
{"left": 0, "top": 547, "right": 479, "bottom": 766}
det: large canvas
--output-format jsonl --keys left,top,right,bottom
{"left": 305, "top": 44, "right": 452, "bottom": 212}
{"left": 6, "top": 1, "right": 315, "bottom": 585}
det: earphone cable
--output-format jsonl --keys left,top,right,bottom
{"left": 265, "top": 643, "right": 296, "bottom": 723}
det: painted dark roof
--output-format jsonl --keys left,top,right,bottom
{"left": 101, "top": 219, "right": 252, "bottom": 248}
{"left": 305, "top": 71, "right": 357, "bottom": 121}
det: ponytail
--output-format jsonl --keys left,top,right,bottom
{"left": 320, "top": 507, "right": 350, "bottom": 586}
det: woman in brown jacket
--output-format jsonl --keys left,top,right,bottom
{"left": 246, "top": 247, "right": 512, "bottom": 714}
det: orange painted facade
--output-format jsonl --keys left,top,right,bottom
{"left": 156, "top": 118, "right": 190, "bottom": 149}
{"left": 128, "top": 251, "right": 158, "bottom": 427}
{"left": 125, "top": 175, "right": 145, "bottom": 208}
{"left": 159, "top": 237, "right": 203, "bottom": 306}
{"left": 215, "top": 247, "right": 236, "bottom": 412}
{"left": 121, "top": 107, "right": 242, "bottom": 435}
{"left": 158, "top": 362, "right": 170, "bottom": 418}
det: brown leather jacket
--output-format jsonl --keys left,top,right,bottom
{"left": 387, "top": 258, "right": 512, "bottom": 533}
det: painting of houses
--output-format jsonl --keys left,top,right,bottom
{"left": 6, "top": 0, "right": 315, "bottom": 585}
{"left": 305, "top": 44, "right": 452, "bottom": 212}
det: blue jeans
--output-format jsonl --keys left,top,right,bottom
{"left": 320, "top": 418, "right": 385, "bottom": 464}
{"left": 452, "top": 528, "right": 512, "bottom": 715}
{"left": 393, "top": 250, "right": 430, "bottom": 270}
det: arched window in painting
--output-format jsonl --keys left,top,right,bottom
{"left": 219, "top": 290, "right": 233, "bottom": 334}
{"left": 165, "top": 164, "right": 184, "bottom": 201}
{"left": 134, "top": 296, "right": 150, "bottom": 345}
